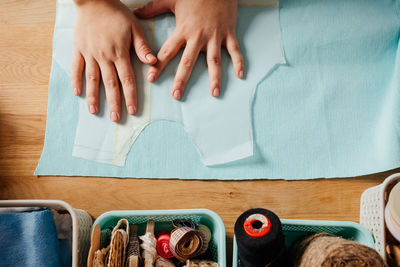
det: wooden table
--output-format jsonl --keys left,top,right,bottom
{"left": 0, "top": 0, "right": 398, "bottom": 264}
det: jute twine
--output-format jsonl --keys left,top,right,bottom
{"left": 291, "top": 233, "right": 387, "bottom": 267}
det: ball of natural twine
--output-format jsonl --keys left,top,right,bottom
{"left": 291, "top": 233, "right": 387, "bottom": 267}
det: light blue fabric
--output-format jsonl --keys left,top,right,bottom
{"left": 36, "top": 0, "right": 400, "bottom": 179}
{"left": 0, "top": 209, "right": 70, "bottom": 267}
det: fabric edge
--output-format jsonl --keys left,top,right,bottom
{"left": 34, "top": 0, "right": 62, "bottom": 176}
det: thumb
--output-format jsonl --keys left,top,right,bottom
{"left": 134, "top": 0, "right": 173, "bottom": 19}
{"left": 132, "top": 24, "right": 157, "bottom": 65}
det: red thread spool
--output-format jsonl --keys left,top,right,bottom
{"left": 156, "top": 231, "right": 173, "bottom": 259}
{"left": 243, "top": 213, "right": 271, "bottom": 238}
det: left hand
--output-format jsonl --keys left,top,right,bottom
{"left": 72, "top": 0, "right": 157, "bottom": 122}
{"left": 134, "top": 0, "right": 244, "bottom": 100}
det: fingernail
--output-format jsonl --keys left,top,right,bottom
{"left": 89, "top": 105, "right": 96, "bottom": 114}
{"left": 146, "top": 54, "right": 156, "bottom": 63}
{"left": 110, "top": 111, "right": 119, "bottom": 122}
{"left": 213, "top": 88, "right": 220, "bottom": 97}
{"left": 173, "top": 90, "right": 181, "bottom": 100}
{"left": 147, "top": 72, "right": 155, "bottom": 82}
{"left": 239, "top": 70, "right": 244, "bottom": 79}
{"left": 73, "top": 88, "right": 78, "bottom": 95}
{"left": 128, "top": 105, "right": 136, "bottom": 114}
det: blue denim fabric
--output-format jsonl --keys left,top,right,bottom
{"left": 0, "top": 209, "right": 71, "bottom": 267}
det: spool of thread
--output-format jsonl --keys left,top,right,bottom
{"left": 169, "top": 227, "right": 209, "bottom": 262}
{"left": 157, "top": 231, "right": 174, "bottom": 259}
{"left": 290, "top": 233, "right": 386, "bottom": 267}
{"left": 388, "top": 182, "right": 400, "bottom": 226}
{"left": 234, "top": 208, "right": 285, "bottom": 267}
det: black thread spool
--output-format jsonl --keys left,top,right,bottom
{"left": 234, "top": 208, "right": 286, "bottom": 267}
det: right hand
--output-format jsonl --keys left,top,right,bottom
{"left": 71, "top": 0, "right": 157, "bottom": 122}
{"left": 135, "top": 0, "right": 244, "bottom": 100}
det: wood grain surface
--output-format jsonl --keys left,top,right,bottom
{"left": 0, "top": 0, "right": 398, "bottom": 263}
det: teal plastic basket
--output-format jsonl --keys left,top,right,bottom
{"left": 93, "top": 209, "right": 226, "bottom": 267}
{"left": 232, "top": 219, "right": 375, "bottom": 267}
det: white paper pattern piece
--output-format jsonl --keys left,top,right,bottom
{"left": 53, "top": 1, "right": 285, "bottom": 166}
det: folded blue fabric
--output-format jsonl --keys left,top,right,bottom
{"left": 36, "top": 0, "right": 400, "bottom": 179}
{"left": 0, "top": 209, "right": 70, "bottom": 267}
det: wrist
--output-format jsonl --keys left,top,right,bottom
{"left": 74, "top": 0, "right": 117, "bottom": 7}
{"left": 74, "top": 0, "right": 92, "bottom": 6}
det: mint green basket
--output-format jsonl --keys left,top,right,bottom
{"left": 232, "top": 219, "right": 375, "bottom": 267}
{"left": 93, "top": 209, "right": 226, "bottom": 267}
